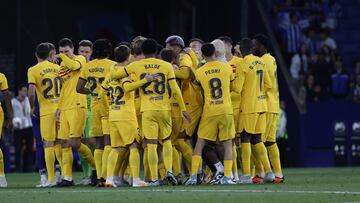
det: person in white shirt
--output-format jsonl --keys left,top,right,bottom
{"left": 290, "top": 44, "right": 309, "bottom": 80}
{"left": 11, "top": 84, "right": 33, "bottom": 172}
{"left": 320, "top": 29, "right": 337, "bottom": 51}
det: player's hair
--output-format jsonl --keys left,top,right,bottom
{"left": 92, "top": 38, "right": 112, "bottom": 59}
{"left": 239, "top": 38, "right": 253, "bottom": 54}
{"left": 117, "top": 41, "right": 131, "bottom": 48}
{"left": 190, "top": 38, "right": 204, "bottom": 45}
{"left": 79, "top": 40, "right": 93, "bottom": 48}
{"left": 211, "top": 39, "right": 226, "bottom": 62}
{"left": 47, "top": 42, "right": 55, "bottom": 51}
{"left": 141, "top": 39, "right": 158, "bottom": 55}
{"left": 58, "top": 38, "right": 74, "bottom": 48}
{"left": 17, "top": 84, "right": 27, "bottom": 92}
{"left": 218, "top": 36, "right": 233, "bottom": 45}
{"left": 201, "top": 43, "right": 215, "bottom": 57}
{"left": 114, "top": 45, "right": 130, "bottom": 63}
{"left": 131, "top": 37, "right": 146, "bottom": 56}
{"left": 36, "top": 43, "right": 51, "bottom": 60}
{"left": 253, "top": 34, "right": 269, "bottom": 49}
{"left": 156, "top": 44, "right": 164, "bottom": 55}
{"left": 160, "top": 48, "right": 176, "bottom": 63}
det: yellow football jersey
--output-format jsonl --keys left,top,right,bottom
{"left": 79, "top": 58, "right": 116, "bottom": 104}
{"left": 195, "top": 61, "right": 234, "bottom": 117}
{"left": 111, "top": 58, "right": 176, "bottom": 112}
{"left": 228, "top": 56, "right": 242, "bottom": 109}
{"left": 234, "top": 54, "right": 271, "bottom": 114}
{"left": 28, "top": 61, "right": 61, "bottom": 116}
{"left": 0, "top": 73, "right": 8, "bottom": 91}
{"left": 58, "top": 55, "right": 87, "bottom": 110}
{"left": 175, "top": 53, "right": 203, "bottom": 109}
{"left": 102, "top": 66, "right": 136, "bottom": 121}
{"left": 262, "top": 53, "right": 280, "bottom": 113}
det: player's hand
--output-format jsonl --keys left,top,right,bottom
{"left": 55, "top": 108, "right": 61, "bottom": 122}
{"left": 144, "top": 73, "right": 160, "bottom": 82}
{"left": 182, "top": 111, "right": 192, "bottom": 123}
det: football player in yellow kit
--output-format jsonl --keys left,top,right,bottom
{"left": 234, "top": 38, "right": 275, "bottom": 184}
{"left": 28, "top": 43, "right": 62, "bottom": 187}
{"left": 56, "top": 38, "right": 96, "bottom": 186}
{"left": 76, "top": 39, "right": 116, "bottom": 186}
{"left": 111, "top": 39, "right": 191, "bottom": 186}
{"left": 253, "top": 34, "right": 284, "bottom": 183}
{"left": 186, "top": 43, "right": 235, "bottom": 185}
{"left": 0, "top": 72, "right": 13, "bottom": 187}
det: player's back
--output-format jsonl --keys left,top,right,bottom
{"left": 125, "top": 57, "right": 174, "bottom": 112}
{"left": 261, "top": 53, "right": 279, "bottom": 113}
{"left": 195, "top": 60, "right": 233, "bottom": 117}
{"left": 238, "top": 54, "right": 268, "bottom": 113}
{"left": 28, "top": 60, "right": 61, "bottom": 116}
{"left": 81, "top": 58, "right": 116, "bottom": 99}
{"left": 59, "top": 55, "right": 87, "bottom": 110}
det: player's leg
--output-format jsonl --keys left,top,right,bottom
{"left": 239, "top": 131, "right": 252, "bottom": 184}
{"left": 0, "top": 111, "right": 5, "bottom": 187}
{"left": 32, "top": 115, "right": 47, "bottom": 187}
{"left": 78, "top": 108, "right": 92, "bottom": 185}
{"left": 232, "top": 141, "right": 239, "bottom": 182}
{"left": 90, "top": 108, "right": 105, "bottom": 184}
{"left": 101, "top": 118, "right": 111, "bottom": 181}
{"left": 129, "top": 142, "right": 146, "bottom": 187}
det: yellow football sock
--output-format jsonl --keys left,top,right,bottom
{"left": 158, "top": 162, "right": 166, "bottom": 180}
{"left": 224, "top": 160, "right": 232, "bottom": 177}
{"left": 176, "top": 139, "right": 192, "bottom": 171}
{"left": 119, "top": 152, "right": 129, "bottom": 177}
{"left": 106, "top": 149, "right": 118, "bottom": 177}
{"left": 147, "top": 144, "right": 158, "bottom": 181}
{"left": 62, "top": 147, "right": 73, "bottom": 180}
{"left": 94, "top": 149, "right": 103, "bottom": 179}
{"left": 267, "top": 143, "right": 282, "bottom": 176}
{"left": 173, "top": 147, "right": 181, "bottom": 175}
{"left": 205, "top": 166, "right": 211, "bottom": 177}
{"left": 241, "top": 143, "right": 251, "bottom": 175}
{"left": 143, "top": 147, "right": 151, "bottom": 181}
{"left": 0, "top": 148, "right": 4, "bottom": 175}
{"left": 251, "top": 153, "right": 264, "bottom": 176}
{"left": 162, "top": 140, "right": 173, "bottom": 172}
{"left": 54, "top": 144, "right": 62, "bottom": 169}
{"left": 44, "top": 147, "right": 56, "bottom": 182}
{"left": 232, "top": 145, "right": 238, "bottom": 178}
{"left": 191, "top": 155, "right": 201, "bottom": 176}
{"left": 78, "top": 143, "right": 95, "bottom": 168}
{"left": 129, "top": 148, "right": 140, "bottom": 179}
{"left": 253, "top": 143, "right": 272, "bottom": 172}
{"left": 101, "top": 145, "right": 112, "bottom": 178}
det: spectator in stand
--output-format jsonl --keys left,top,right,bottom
{"left": 306, "top": 74, "right": 325, "bottom": 102}
{"left": 290, "top": 44, "right": 309, "bottom": 80}
{"left": 285, "top": 11, "right": 302, "bottom": 63}
{"left": 308, "top": 48, "right": 332, "bottom": 93}
{"left": 11, "top": 84, "right": 34, "bottom": 172}
{"left": 319, "top": 29, "right": 337, "bottom": 51}
{"left": 302, "top": 27, "right": 319, "bottom": 55}
{"left": 352, "top": 74, "right": 360, "bottom": 103}
{"left": 330, "top": 56, "right": 350, "bottom": 99}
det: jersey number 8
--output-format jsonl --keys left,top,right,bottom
{"left": 209, "top": 78, "right": 223, "bottom": 99}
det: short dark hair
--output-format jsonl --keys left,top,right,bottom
{"left": 239, "top": 38, "right": 253, "bottom": 54}
{"left": 47, "top": 42, "right": 55, "bottom": 51}
{"left": 92, "top": 39, "right": 112, "bottom": 59}
{"left": 79, "top": 40, "right": 93, "bottom": 48}
{"left": 253, "top": 34, "right": 269, "bottom": 49}
{"left": 17, "top": 84, "right": 27, "bottom": 92}
{"left": 160, "top": 48, "right": 176, "bottom": 63}
{"left": 58, "top": 38, "right": 74, "bottom": 48}
{"left": 117, "top": 41, "right": 131, "bottom": 48}
{"left": 218, "top": 36, "right": 233, "bottom": 45}
{"left": 114, "top": 45, "right": 130, "bottom": 63}
{"left": 131, "top": 37, "right": 146, "bottom": 55}
{"left": 141, "top": 39, "right": 158, "bottom": 55}
{"left": 190, "top": 38, "right": 204, "bottom": 45}
{"left": 201, "top": 43, "right": 215, "bottom": 57}
{"left": 36, "top": 43, "right": 51, "bottom": 60}
{"left": 156, "top": 44, "right": 164, "bottom": 55}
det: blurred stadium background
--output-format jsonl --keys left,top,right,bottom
{"left": 0, "top": 0, "right": 360, "bottom": 172}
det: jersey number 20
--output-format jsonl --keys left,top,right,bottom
{"left": 42, "top": 77, "right": 61, "bottom": 99}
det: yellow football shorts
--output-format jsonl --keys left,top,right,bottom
{"left": 58, "top": 107, "right": 86, "bottom": 139}
{"left": 101, "top": 118, "right": 110, "bottom": 135}
{"left": 198, "top": 114, "right": 235, "bottom": 142}
{"left": 90, "top": 104, "right": 108, "bottom": 137}
{"left": 142, "top": 110, "right": 172, "bottom": 141}
{"left": 109, "top": 120, "right": 139, "bottom": 148}
{"left": 40, "top": 114, "right": 57, "bottom": 142}
{"left": 171, "top": 116, "right": 183, "bottom": 142}
{"left": 181, "top": 106, "right": 202, "bottom": 137}
{"left": 238, "top": 112, "right": 266, "bottom": 134}
{"left": 137, "top": 114, "right": 143, "bottom": 141}
{"left": 0, "top": 107, "right": 3, "bottom": 138}
{"left": 233, "top": 107, "right": 240, "bottom": 134}
{"left": 262, "top": 113, "right": 279, "bottom": 142}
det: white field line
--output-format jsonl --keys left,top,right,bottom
{"left": 1, "top": 189, "right": 360, "bottom": 195}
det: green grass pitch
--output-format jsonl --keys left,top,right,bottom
{"left": 1, "top": 167, "right": 360, "bottom": 203}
